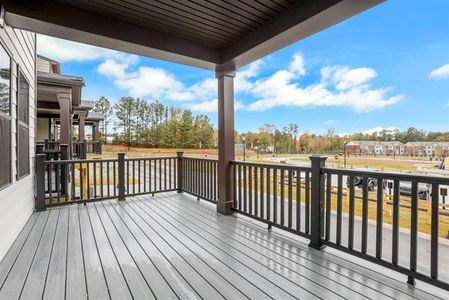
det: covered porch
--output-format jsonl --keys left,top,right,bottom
{"left": 0, "top": 193, "right": 441, "bottom": 300}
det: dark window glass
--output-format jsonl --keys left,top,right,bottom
{"left": 0, "top": 44, "right": 10, "bottom": 115}
{"left": 17, "top": 70, "right": 30, "bottom": 179}
{"left": 0, "top": 44, "right": 11, "bottom": 189}
{"left": 18, "top": 71, "right": 29, "bottom": 124}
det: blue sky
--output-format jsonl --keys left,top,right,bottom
{"left": 37, "top": 0, "right": 449, "bottom": 135}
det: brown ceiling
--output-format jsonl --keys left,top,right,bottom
{"left": 56, "top": 0, "right": 300, "bottom": 49}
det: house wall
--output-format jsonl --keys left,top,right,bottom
{"left": 0, "top": 25, "right": 36, "bottom": 261}
{"left": 36, "top": 117, "right": 49, "bottom": 142}
{"left": 36, "top": 56, "right": 50, "bottom": 73}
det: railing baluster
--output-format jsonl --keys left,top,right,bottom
{"left": 159, "top": 159, "right": 162, "bottom": 191}
{"left": 305, "top": 172, "right": 310, "bottom": 234}
{"left": 93, "top": 161, "right": 97, "bottom": 198}
{"left": 325, "top": 172, "right": 331, "bottom": 240}
{"left": 296, "top": 170, "right": 301, "bottom": 232}
{"left": 267, "top": 168, "right": 271, "bottom": 222}
{"left": 254, "top": 167, "right": 258, "bottom": 217}
{"left": 361, "top": 176, "right": 369, "bottom": 253}
{"left": 164, "top": 158, "right": 167, "bottom": 191}
{"left": 55, "top": 163, "right": 60, "bottom": 203}
{"left": 138, "top": 159, "right": 141, "bottom": 194}
{"left": 408, "top": 180, "right": 418, "bottom": 285}
{"left": 336, "top": 174, "right": 343, "bottom": 245}
{"left": 100, "top": 161, "right": 104, "bottom": 199}
{"left": 79, "top": 163, "right": 83, "bottom": 201}
{"left": 243, "top": 165, "right": 247, "bottom": 213}
{"left": 71, "top": 162, "right": 76, "bottom": 201}
{"left": 376, "top": 178, "right": 384, "bottom": 259}
{"left": 107, "top": 161, "right": 110, "bottom": 198}
{"left": 260, "top": 167, "right": 264, "bottom": 219}
{"left": 132, "top": 160, "right": 136, "bottom": 194}
{"left": 273, "top": 169, "right": 278, "bottom": 224}
{"left": 280, "top": 169, "right": 285, "bottom": 226}
{"left": 348, "top": 175, "right": 355, "bottom": 249}
{"left": 86, "top": 162, "right": 90, "bottom": 200}
{"left": 288, "top": 170, "right": 293, "bottom": 228}
{"left": 431, "top": 182, "right": 439, "bottom": 279}
{"left": 392, "top": 179, "right": 400, "bottom": 265}
{"left": 113, "top": 161, "right": 117, "bottom": 197}
{"left": 248, "top": 166, "right": 253, "bottom": 215}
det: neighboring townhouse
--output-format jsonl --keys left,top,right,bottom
{"left": 36, "top": 55, "right": 103, "bottom": 158}
{"left": 405, "top": 142, "right": 449, "bottom": 157}
{"left": 347, "top": 141, "right": 404, "bottom": 156}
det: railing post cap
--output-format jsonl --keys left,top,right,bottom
{"left": 118, "top": 152, "right": 125, "bottom": 158}
{"left": 176, "top": 150, "right": 184, "bottom": 157}
{"left": 309, "top": 155, "right": 327, "bottom": 161}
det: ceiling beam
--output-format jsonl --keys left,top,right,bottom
{"left": 221, "top": 0, "right": 384, "bottom": 68}
{"left": 3, "top": 0, "right": 220, "bottom": 70}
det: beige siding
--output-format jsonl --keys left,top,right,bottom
{"left": 36, "top": 117, "right": 49, "bottom": 142}
{"left": 0, "top": 26, "right": 36, "bottom": 261}
{"left": 36, "top": 56, "right": 50, "bottom": 73}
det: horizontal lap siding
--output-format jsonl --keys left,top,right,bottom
{"left": 0, "top": 26, "right": 36, "bottom": 261}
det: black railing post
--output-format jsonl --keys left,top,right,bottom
{"left": 82, "top": 139, "right": 87, "bottom": 159}
{"left": 60, "top": 144, "right": 68, "bottom": 195}
{"left": 177, "top": 151, "right": 184, "bottom": 193}
{"left": 118, "top": 153, "right": 126, "bottom": 201}
{"left": 309, "top": 155, "right": 327, "bottom": 250}
{"left": 98, "top": 141, "right": 102, "bottom": 154}
{"left": 35, "top": 154, "right": 46, "bottom": 211}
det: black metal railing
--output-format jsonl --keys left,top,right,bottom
{"left": 321, "top": 167, "right": 449, "bottom": 290}
{"left": 231, "top": 160, "right": 312, "bottom": 238}
{"left": 34, "top": 153, "right": 449, "bottom": 290}
{"left": 181, "top": 156, "right": 218, "bottom": 203}
{"left": 73, "top": 140, "right": 102, "bottom": 159}
{"left": 35, "top": 153, "right": 178, "bottom": 209}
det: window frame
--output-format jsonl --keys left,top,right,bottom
{"left": 16, "top": 65, "right": 30, "bottom": 180}
{"left": 0, "top": 40, "right": 12, "bottom": 190}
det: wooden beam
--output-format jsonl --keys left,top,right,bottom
{"left": 216, "top": 66, "right": 235, "bottom": 215}
{"left": 222, "top": 0, "right": 384, "bottom": 68}
{"left": 3, "top": 0, "right": 220, "bottom": 70}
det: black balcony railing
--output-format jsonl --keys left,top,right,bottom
{"left": 34, "top": 153, "right": 449, "bottom": 290}
{"left": 73, "top": 140, "right": 102, "bottom": 159}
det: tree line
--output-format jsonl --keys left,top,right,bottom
{"left": 93, "top": 96, "right": 215, "bottom": 148}
{"left": 93, "top": 97, "right": 449, "bottom": 153}
{"left": 237, "top": 125, "right": 449, "bottom": 154}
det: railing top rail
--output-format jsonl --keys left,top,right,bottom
{"left": 322, "top": 167, "right": 449, "bottom": 184}
{"left": 44, "top": 158, "right": 118, "bottom": 164}
{"left": 124, "top": 156, "right": 178, "bottom": 161}
{"left": 182, "top": 156, "right": 218, "bottom": 162}
{"left": 231, "top": 160, "right": 311, "bottom": 171}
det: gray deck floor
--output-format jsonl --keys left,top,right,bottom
{"left": 0, "top": 192, "right": 444, "bottom": 300}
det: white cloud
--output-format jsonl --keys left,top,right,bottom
{"left": 324, "top": 120, "right": 336, "bottom": 125}
{"left": 37, "top": 35, "right": 139, "bottom": 64}
{"left": 190, "top": 99, "right": 245, "bottom": 113}
{"left": 429, "top": 64, "right": 449, "bottom": 80}
{"left": 247, "top": 53, "right": 403, "bottom": 112}
{"left": 362, "top": 126, "right": 398, "bottom": 135}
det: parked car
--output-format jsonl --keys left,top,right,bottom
{"left": 347, "top": 176, "right": 431, "bottom": 199}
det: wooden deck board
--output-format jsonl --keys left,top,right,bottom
{"left": 65, "top": 205, "right": 87, "bottom": 300}
{"left": 0, "top": 192, "right": 444, "bottom": 300}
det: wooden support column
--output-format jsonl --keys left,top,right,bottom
{"left": 78, "top": 111, "right": 86, "bottom": 141}
{"left": 216, "top": 65, "right": 235, "bottom": 215}
{"left": 92, "top": 121, "right": 99, "bottom": 141}
{"left": 57, "top": 93, "right": 71, "bottom": 145}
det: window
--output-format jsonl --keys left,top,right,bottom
{"left": 0, "top": 43, "right": 11, "bottom": 188}
{"left": 17, "top": 69, "right": 29, "bottom": 179}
